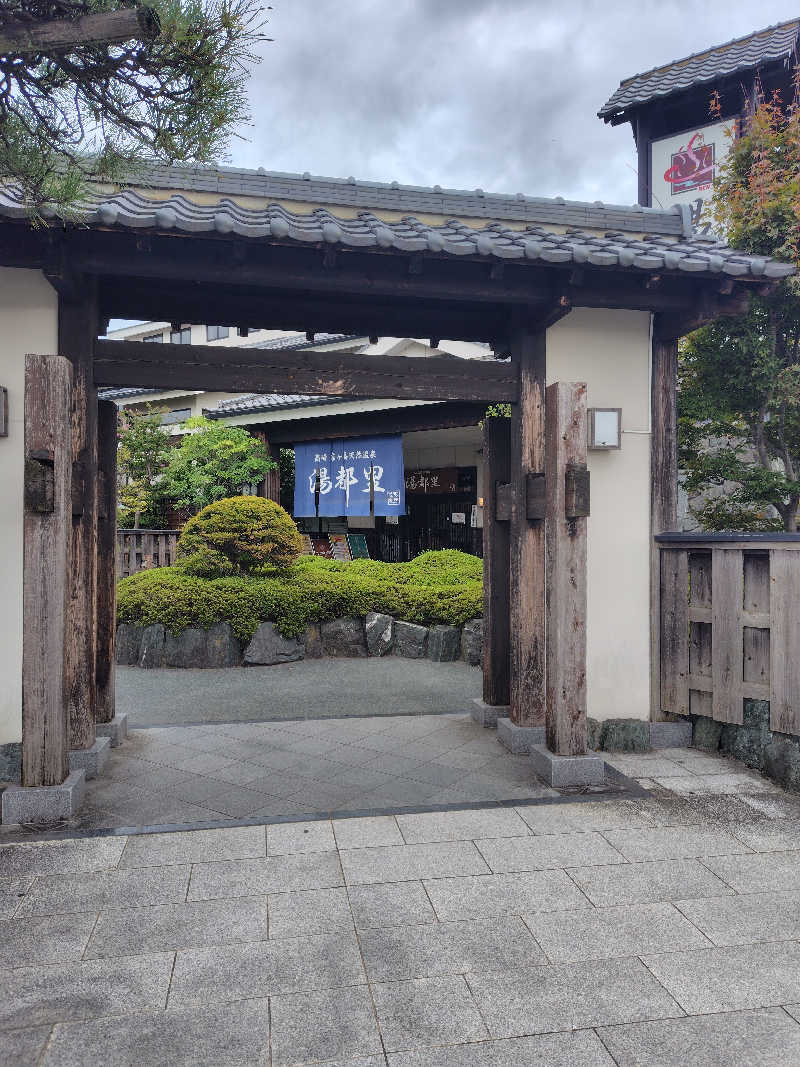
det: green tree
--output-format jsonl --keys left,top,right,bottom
{"left": 117, "top": 406, "right": 172, "bottom": 528}
{"left": 0, "top": 0, "right": 268, "bottom": 213}
{"left": 679, "top": 86, "right": 800, "bottom": 531}
{"left": 159, "top": 416, "right": 276, "bottom": 512}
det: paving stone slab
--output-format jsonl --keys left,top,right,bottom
{"left": 340, "top": 841, "right": 490, "bottom": 885}
{"left": 268, "top": 820, "right": 336, "bottom": 856}
{"left": 475, "top": 831, "right": 626, "bottom": 873}
{"left": 465, "top": 957, "right": 682, "bottom": 1038}
{"left": 603, "top": 755, "right": 684, "bottom": 778}
{"left": 567, "top": 858, "right": 735, "bottom": 907}
{"left": 15, "top": 864, "right": 191, "bottom": 916}
{"left": 41, "top": 998, "right": 270, "bottom": 1067}
{"left": 601, "top": 826, "right": 752, "bottom": 862}
{"left": 268, "top": 887, "right": 354, "bottom": 939}
{"left": 385, "top": 1030, "right": 615, "bottom": 1066}
{"left": 119, "top": 825, "right": 266, "bottom": 868}
{"left": 0, "top": 837, "right": 126, "bottom": 877}
{"left": 674, "top": 890, "right": 800, "bottom": 946}
{"left": 0, "top": 1025, "right": 52, "bottom": 1067}
{"left": 729, "top": 819, "right": 800, "bottom": 852}
{"left": 652, "top": 772, "right": 778, "bottom": 795}
{"left": 523, "top": 901, "right": 711, "bottom": 963}
{"left": 423, "top": 870, "right": 591, "bottom": 922}
{"left": 597, "top": 1007, "right": 800, "bottom": 1067}
{"left": 701, "top": 850, "right": 800, "bottom": 894}
{"left": 85, "top": 897, "right": 269, "bottom": 958}
{"left": 168, "top": 930, "right": 365, "bottom": 1007}
{"left": 187, "top": 851, "right": 343, "bottom": 900}
{"left": 641, "top": 940, "right": 800, "bottom": 1013}
{"left": 333, "top": 816, "right": 403, "bottom": 850}
{"left": 270, "top": 985, "right": 383, "bottom": 1065}
{"left": 348, "top": 881, "right": 437, "bottom": 929}
{"left": 514, "top": 800, "right": 654, "bottom": 835}
{"left": 0, "top": 952, "right": 173, "bottom": 1030}
{"left": 0, "top": 876, "right": 33, "bottom": 919}
{"left": 360, "top": 915, "right": 546, "bottom": 981}
{"left": 0, "top": 912, "right": 97, "bottom": 967}
{"left": 395, "top": 808, "right": 530, "bottom": 845}
{"left": 371, "top": 975, "right": 488, "bottom": 1051}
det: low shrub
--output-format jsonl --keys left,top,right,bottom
{"left": 117, "top": 549, "right": 483, "bottom": 641}
{"left": 176, "top": 496, "right": 303, "bottom": 577}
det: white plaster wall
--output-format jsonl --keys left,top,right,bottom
{"left": 547, "top": 308, "right": 651, "bottom": 723}
{"left": 0, "top": 269, "right": 59, "bottom": 745}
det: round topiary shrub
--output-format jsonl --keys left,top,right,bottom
{"left": 176, "top": 496, "right": 303, "bottom": 578}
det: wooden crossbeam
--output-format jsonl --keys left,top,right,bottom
{"left": 93, "top": 339, "right": 519, "bottom": 403}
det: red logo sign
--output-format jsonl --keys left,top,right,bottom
{"left": 663, "top": 132, "right": 714, "bottom": 194}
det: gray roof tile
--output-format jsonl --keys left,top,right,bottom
{"left": 600, "top": 19, "right": 800, "bottom": 120}
{"left": 207, "top": 394, "right": 351, "bottom": 418}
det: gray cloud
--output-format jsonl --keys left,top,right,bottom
{"left": 230, "top": 1, "right": 798, "bottom": 205}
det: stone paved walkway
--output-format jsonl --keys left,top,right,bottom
{"left": 2, "top": 747, "right": 800, "bottom": 1064}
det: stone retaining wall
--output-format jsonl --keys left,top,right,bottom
{"left": 116, "top": 613, "right": 483, "bottom": 670}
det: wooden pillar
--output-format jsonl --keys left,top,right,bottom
{"left": 650, "top": 325, "right": 680, "bottom": 721}
{"left": 95, "top": 399, "right": 117, "bottom": 724}
{"left": 22, "top": 354, "right": 73, "bottom": 786}
{"left": 482, "top": 416, "right": 511, "bottom": 705}
{"left": 59, "top": 281, "right": 99, "bottom": 751}
{"left": 509, "top": 328, "right": 547, "bottom": 727}
{"left": 252, "top": 430, "right": 281, "bottom": 502}
{"left": 545, "top": 381, "right": 589, "bottom": 756}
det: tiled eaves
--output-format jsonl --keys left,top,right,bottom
{"left": 207, "top": 394, "right": 352, "bottom": 418}
{"left": 600, "top": 18, "right": 800, "bottom": 120}
{"left": 0, "top": 185, "right": 793, "bottom": 281}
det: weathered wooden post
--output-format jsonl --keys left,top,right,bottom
{"left": 479, "top": 415, "right": 511, "bottom": 714}
{"left": 95, "top": 398, "right": 118, "bottom": 724}
{"left": 21, "top": 354, "right": 73, "bottom": 786}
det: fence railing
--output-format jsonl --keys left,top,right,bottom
{"left": 117, "top": 529, "right": 179, "bottom": 579}
{"left": 656, "top": 532, "right": 800, "bottom": 735}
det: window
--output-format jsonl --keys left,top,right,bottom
{"left": 170, "top": 327, "right": 191, "bottom": 345}
{"left": 206, "top": 325, "right": 229, "bottom": 341}
{"left": 142, "top": 332, "right": 163, "bottom": 343}
{"left": 237, "top": 327, "right": 260, "bottom": 337}
{"left": 161, "top": 408, "right": 191, "bottom": 425}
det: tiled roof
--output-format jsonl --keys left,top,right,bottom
{"left": 0, "top": 166, "right": 794, "bottom": 280}
{"left": 243, "top": 332, "right": 364, "bottom": 352}
{"left": 600, "top": 19, "right": 800, "bottom": 121}
{"left": 207, "top": 394, "right": 351, "bottom": 418}
{"left": 98, "top": 387, "right": 161, "bottom": 401}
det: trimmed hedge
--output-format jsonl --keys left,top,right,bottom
{"left": 117, "top": 550, "right": 483, "bottom": 642}
{"left": 176, "top": 496, "right": 303, "bottom": 577}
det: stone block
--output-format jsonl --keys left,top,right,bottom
{"left": 244, "top": 622, "right": 304, "bottom": 665}
{"left": 0, "top": 742, "right": 21, "bottom": 783}
{"left": 164, "top": 627, "right": 208, "bottom": 668}
{"left": 427, "top": 624, "right": 461, "bottom": 662}
{"left": 471, "top": 699, "right": 506, "bottom": 728}
{"left": 587, "top": 718, "right": 602, "bottom": 752}
{"left": 139, "top": 623, "right": 167, "bottom": 668}
{"left": 743, "top": 698, "right": 771, "bottom": 732}
{"left": 601, "top": 719, "right": 651, "bottom": 753}
{"left": 365, "top": 612, "right": 394, "bottom": 656}
{"left": 116, "top": 623, "right": 143, "bottom": 666}
{"left": 460, "top": 617, "right": 483, "bottom": 666}
{"left": 205, "top": 622, "right": 242, "bottom": 667}
{"left": 303, "top": 623, "right": 324, "bottom": 659}
{"left": 762, "top": 735, "right": 800, "bottom": 793}
{"left": 497, "top": 717, "right": 545, "bottom": 754}
{"left": 1, "top": 770, "right": 86, "bottom": 825}
{"left": 692, "top": 715, "right": 723, "bottom": 751}
{"left": 68, "top": 737, "right": 111, "bottom": 781}
{"left": 95, "top": 714, "right": 129, "bottom": 748}
{"left": 320, "top": 616, "right": 367, "bottom": 657}
{"left": 649, "top": 720, "right": 693, "bottom": 749}
{"left": 529, "top": 744, "right": 606, "bottom": 788}
{"left": 393, "top": 621, "right": 428, "bottom": 659}
{"left": 720, "top": 724, "right": 763, "bottom": 769}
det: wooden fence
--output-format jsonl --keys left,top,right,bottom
{"left": 657, "top": 533, "right": 800, "bottom": 734}
{"left": 117, "top": 529, "right": 179, "bottom": 579}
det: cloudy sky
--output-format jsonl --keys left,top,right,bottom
{"left": 229, "top": 0, "right": 800, "bottom": 206}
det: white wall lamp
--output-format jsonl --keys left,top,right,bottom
{"left": 588, "top": 408, "right": 622, "bottom": 450}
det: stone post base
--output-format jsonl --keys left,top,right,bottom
{"left": 95, "top": 713, "right": 129, "bottom": 748}
{"left": 471, "top": 699, "right": 507, "bottom": 728}
{"left": 1, "top": 770, "right": 86, "bottom": 824}
{"left": 69, "top": 737, "right": 111, "bottom": 780}
{"left": 529, "top": 744, "right": 606, "bottom": 787}
{"left": 497, "top": 717, "right": 546, "bottom": 754}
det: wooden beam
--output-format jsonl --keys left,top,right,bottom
{"left": 482, "top": 417, "right": 511, "bottom": 707}
{"left": 650, "top": 329, "right": 679, "bottom": 721}
{"left": 770, "top": 549, "right": 800, "bottom": 734}
{"left": 545, "top": 381, "right": 589, "bottom": 756}
{"left": 250, "top": 403, "right": 485, "bottom": 445}
{"left": 509, "top": 326, "right": 546, "bottom": 727}
{"left": 93, "top": 339, "right": 518, "bottom": 403}
{"left": 0, "top": 7, "right": 159, "bottom": 54}
{"left": 60, "top": 281, "right": 99, "bottom": 752}
{"left": 22, "top": 354, "right": 73, "bottom": 787}
{"left": 712, "top": 548, "right": 744, "bottom": 725}
{"left": 95, "top": 399, "right": 118, "bottom": 725}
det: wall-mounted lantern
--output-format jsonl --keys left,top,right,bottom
{"left": 588, "top": 407, "right": 621, "bottom": 450}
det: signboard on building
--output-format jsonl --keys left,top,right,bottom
{"left": 405, "top": 466, "right": 477, "bottom": 495}
{"left": 293, "top": 435, "right": 405, "bottom": 518}
{"left": 650, "top": 120, "right": 733, "bottom": 230}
